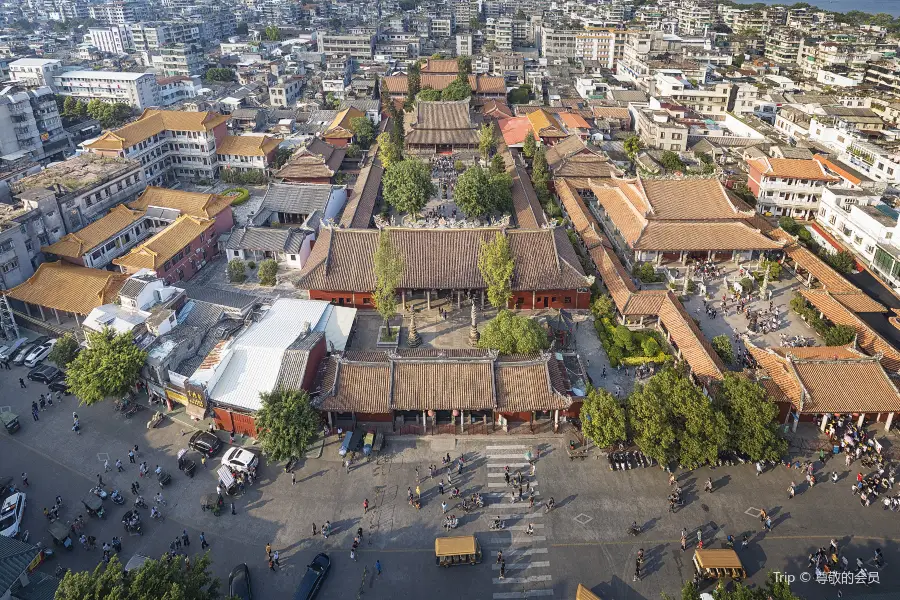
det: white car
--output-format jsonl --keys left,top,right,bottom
{"left": 221, "top": 448, "right": 259, "bottom": 473}
{"left": 23, "top": 338, "right": 57, "bottom": 368}
{"left": 0, "top": 492, "right": 26, "bottom": 538}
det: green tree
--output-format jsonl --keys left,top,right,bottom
{"left": 455, "top": 165, "right": 494, "bottom": 217}
{"left": 581, "top": 387, "right": 626, "bottom": 448}
{"left": 478, "top": 231, "right": 514, "bottom": 309}
{"left": 490, "top": 152, "right": 507, "bottom": 176}
{"left": 522, "top": 130, "right": 537, "bottom": 159}
{"left": 272, "top": 147, "right": 293, "bottom": 169}
{"left": 48, "top": 333, "right": 80, "bottom": 369}
{"left": 324, "top": 92, "right": 339, "bottom": 109}
{"left": 86, "top": 98, "right": 104, "bottom": 119}
{"left": 624, "top": 135, "right": 643, "bottom": 159}
{"left": 377, "top": 132, "right": 403, "bottom": 170}
{"left": 507, "top": 85, "right": 531, "bottom": 105}
{"left": 406, "top": 62, "right": 421, "bottom": 107}
{"left": 628, "top": 368, "right": 726, "bottom": 467}
{"left": 824, "top": 250, "right": 855, "bottom": 274}
{"left": 62, "top": 95, "right": 77, "bottom": 117}
{"left": 204, "top": 67, "right": 235, "bottom": 82}
{"left": 711, "top": 334, "right": 734, "bottom": 364}
{"left": 532, "top": 147, "right": 549, "bottom": 187}
{"left": 65, "top": 328, "right": 147, "bottom": 405}
{"left": 717, "top": 374, "right": 787, "bottom": 462}
{"left": 389, "top": 104, "right": 405, "bottom": 146}
{"left": 757, "top": 258, "right": 782, "bottom": 281}
{"left": 457, "top": 55, "right": 472, "bottom": 76}
{"left": 659, "top": 150, "right": 685, "bottom": 172}
{"left": 478, "top": 311, "right": 550, "bottom": 354}
{"left": 264, "top": 25, "right": 281, "bottom": 41}
{"left": 778, "top": 215, "right": 800, "bottom": 234}
{"left": 441, "top": 77, "right": 472, "bottom": 101}
{"left": 350, "top": 116, "right": 375, "bottom": 149}
{"left": 824, "top": 323, "right": 856, "bottom": 346}
{"left": 258, "top": 258, "right": 278, "bottom": 286}
{"left": 479, "top": 122, "right": 498, "bottom": 160}
{"left": 75, "top": 100, "right": 88, "bottom": 118}
{"left": 490, "top": 172, "right": 513, "bottom": 212}
{"left": 373, "top": 230, "right": 404, "bottom": 335}
{"left": 227, "top": 258, "right": 246, "bottom": 283}
{"left": 416, "top": 88, "right": 442, "bottom": 102}
{"left": 382, "top": 158, "right": 435, "bottom": 216}
{"left": 255, "top": 389, "right": 321, "bottom": 461}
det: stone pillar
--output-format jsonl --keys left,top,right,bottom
{"left": 37, "top": 305, "right": 45, "bottom": 321}
{"left": 461, "top": 411, "right": 467, "bottom": 434}
{"left": 426, "top": 290, "right": 431, "bottom": 311}
{"left": 792, "top": 413, "right": 799, "bottom": 432}
{"left": 820, "top": 413, "right": 829, "bottom": 432}
{"left": 807, "top": 272, "right": 813, "bottom": 287}
{"left": 886, "top": 412, "right": 894, "bottom": 432}
{"left": 655, "top": 252, "right": 663, "bottom": 266}
{"left": 423, "top": 410, "right": 428, "bottom": 435}
{"left": 858, "top": 413, "right": 865, "bottom": 427}
{"left": 73, "top": 313, "right": 81, "bottom": 326}
{"left": 554, "top": 409, "right": 559, "bottom": 431}
{"left": 532, "top": 290, "right": 536, "bottom": 309}
{"left": 707, "top": 250, "right": 713, "bottom": 261}
{"left": 680, "top": 251, "right": 686, "bottom": 265}
{"left": 402, "top": 290, "right": 406, "bottom": 311}
{"left": 24, "top": 304, "right": 32, "bottom": 317}
{"left": 53, "top": 308, "right": 61, "bottom": 324}
{"left": 327, "top": 412, "right": 333, "bottom": 428}
{"left": 481, "top": 291, "right": 485, "bottom": 310}
{"left": 457, "top": 291, "right": 461, "bottom": 310}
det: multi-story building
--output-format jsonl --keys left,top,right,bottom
{"left": 456, "top": 33, "right": 473, "bottom": 57}
{"left": 652, "top": 75, "right": 731, "bottom": 118}
{"left": 83, "top": 109, "right": 229, "bottom": 185}
{"left": 765, "top": 28, "right": 802, "bottom": 64}
{"left": 130, "top": 22, "right": 200, "bottom": 51}
{"left": 728, "top": 83, "right": 759, "bottom": 116}
{"left": 431, "top": 16, "right": 455, "bottom": 39}
{"left": 269, "top": 76, "right": 303, "bottom": 108}
{"left": 156, "top": 75, "right": 201, "bottom": 106}
{"left": 8, "top": 58, "right": 63, "bottom": 89}
{"left": 865, "top": 61, "right": 900, "bottom": 95}
{"left": 153, "top": 44, "right": 204, "bottom": 77}
{"left": 216, "top": 135, "right": 281, "bottom": 176}
{"left": 88, "top": 25, "right": 133, "bottom": 55}
{"left": 89, "top": 0, "right": 152, "bottom": 24}
{"left": 676, "top": 2, "right": 717, "bottom": 37}
{"left": 0, "top": 85, "right": 70, "bottom": 162}
{"left": 54, "top": 71, "right": 159, "bottom": 110}
{"left": 486, "top": 17, "right": 512, "bottom": 51}
{"left": 541, "top": 28, "right": 577, "bottom": 59}
{"left": 316, "top": 32, "right": 375, "bottom": 60}
{"left": 634, "top": 105, "right": 689, "bottom": 152}
{"left": 842, "top": 140, "right": 900, "bottom": 186}
{"left": 575, "top": 29, "right": 631, "bottom": 69}
{"left": 746, "top": 156, "right": 840, "bottom": 219}
{"left": 375, "top": 31, "right": 422, "bottom": 60}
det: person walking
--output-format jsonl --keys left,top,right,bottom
{"left": 19, "top": 378, "right": 25, "bottom": 389}
{"left": 31, "top": 408, "right": 38, "bottom": 422}
{"left": 128, "top": 450, "right": 135, "bottom": 464}
{"left": 268, "top": 557, "right": 276, "bottom": 571}
{"left": 375, "top": 560, "right": 382, "bottom": 575}
{"left": 497, "top": 550, "right": 503, "bottom": 565}
{"left": 764, "top": 516, "right": 773, "bottom": 531}
{"left": 439, "top": 480, "right": 445, "bottom": 495}
{"left": 415, "top": 485, "right": 421, "bottom": 499}
{"left": 350, "top": 548, "right": 357, "bottom": 562}
{"left": 704, "top": 478, "right": 713, "bottom": 493}
{"left": 174, "top": 536, "right": 182, "bottom": 550}
{"left": 291, "top": 471, "right": 295, "bottom": 485}
{"left": 200, "top": 532, "right": 208, "bottom": 549}
{"left": 504, "top": 472, "right": 511, "bottom": 486}
{"left": 756, "top": 462, "right": 763, "bottom": 477}
{"left": 741, "top": 534, "right": 749, "bottom": 549}
{"left": 680, "top": 530, "right": 687, "bottom": 552}
{"left": 266, "top": 543, "right": 272, "bottom": 559}
{"left": 530, "top": 463, "right": 536, "bottom": 477}
{"left": 201, "top": 455, "right": 207, "bottom": 468}
{"left": 115, "top": 459, "right": 123, "bottom": 472}
{"left": 21, "top": 473, "right": 28, "bottom": 487}
{"left": 182, "top": 530, "right": 189, "bottom": 546}
{"left": 499, "top": 560, "right": 506, "bottom": 580}
{"left": 788, "top": 482, "right": 796, "bottom": 499}
{"left": 273, "top": 551, "right": 280, "bottom": 566}
{"left": 311, "top": 523, "right": 317, "bottom": 536}
{"left": 364, "top": 498, "right": 369, "bottom": 514}
{"left": 441, "top": 501, "right": 448, "bottom": 514}
{"left": 97, "top": 474, "right": 104, "bottom": 487}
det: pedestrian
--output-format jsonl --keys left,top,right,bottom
{"left": 697, "top": 529, "right": 702, "bottom": 544}
{"left": 291, "top": 472, "right": 295, "bottom": 485}
{"left": 272, "top": 550, "right": 280, "bottom": 566}
{"left": 201, "top": 455, "right": 206, "bottom": 468}
{"left": 530, "top": 463, "right": 536, "bottom": 477}
{"left": 375, "top": 560, "right": 382, "bottom": 575}
{"left": 112, "top": 537, "right": 122, "bottom": 552}
{"left": 831, "top": 471, "right": 838, "bottom": 484}
{"left": 415, "top": 485, "right": 421, "bottom": 499}
{"left": 764, "top": 516, "right": 772, "bottom": 531}
{"left": 364, "top": 498, "right": 369, "bottom": 514}
{"left": 39, "top": 396, "right": 45, "bottom": 410}
{"left": 439, "top": 480, "right": 445, "bottom": 495}
{"left": 350, "top": 548, "right": 357, "bottom": 561}
{"left": 32, "top": 409, "right": 38, "bottom": 421}
{"left": 530, "top": 495, "right": 535, "bottom": 509}
{"left": 505, "top": 472, "right": 511, "bottom": 486}
{"left": 415, "top": 467, "right": 419, "bottom": 482}
{"left": 231, "top": 502, "right": 236, "bottom": 515}
{"left": 104, "top": 459, "right": 110, "bottom": 472}
{"left": 115, "top": 459, "right": 123, "bottom": 472}
{"left": 128, "top": 450, "right": 135, "bottom": 464}
{"left": 230, "top": 431, "right": 235, "bottom": 444}
{"left": 175, "top": 536, "right": 182, "bottom": 550}
{"left": 266, "top": 543, "right": 272, "bottom": 558}
{"left": 499, "top": 560, "right": 506, "bottom": 580}
{"left": 19, "top": 378, "right": 25, "bottom": 388}
{"left": 182, "top": 530, "right": 189, "bottom": 546}
{"left": 268, "top": 557, "right": 275, "bottom": 571}
{"left": 633, "top": 562, "right": 640, "bottom": 582}
{"left": 497, "top": 550, "right": 503, "bottom": 565}
{"left": 47, "top": 395, "right": 53, "bottom": 407}
{"left": 788, "top": 482, "right": 795, "bottom": 499}
{"left": 441, "top": 501, "right": 448, "bottom": 514}
{"left": 741, "top": 534, "right": 749, "bottom": 549}
{"left": 98, "top": 474, "right": 104, "bottom": 487}
{"left": 200, "top": 532, "right": 208, "bottom": 549}
{"left": 429, "top": 465, "right": 435, "bottom": 479}
{"left": 323, "top": 521, "right": 330, "bottom": 539}
{"left": 756, "top": 462, "right": 763, "bottom": 477}
{"left": 130, "top": 482, "right": 137, "bottom": 495}
{"left": 21, "top": 473, "right": 28, "bottom": 487}
{"left": 311, "top": 523, "right": 317, "bottom": 536}
{"left": 681, "top": 532, "right": 687, "bottom": 552}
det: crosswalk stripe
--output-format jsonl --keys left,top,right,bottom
{"left": 495, "top": 547, "right": 549, "bottom": 557}
{"left": 487, "top": 463, "right": 531, "bottom": 469}
{"left": 492, "top": 561, "right": 551, "bottom": 570}
{"left": 492, "top": 589, "right": 554, "bottom": 598}
{"left": 487, "top": 473, "right": 537, "bottom": 479}
{"left": 487, "top": 445, "right": 529, "bottom": 450}
{"left": 500, "top": 524, "right": 545, "bottom": 531}
{"left": 493, "top": 575, "right": 553, "bottom": 585}
{"left": 484, "top": 510, "right": 544, "bottom": 518}
{"left": 483, "top": 535, "right": 547, "bottom": 544}
{"left": 491, "top": 482, "right": 540, "bottom": 488}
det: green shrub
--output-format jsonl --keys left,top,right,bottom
{"left": 739, "top": 277, "right": 753, "bottom": 292}
{"left": 641, "top": 336, "right": 660, "bottom": 356}
{"left": 632, "top": 262, "right": 661, "bottom": 283}
{"left": 778, "top": 216, "right": 800, "bottom": 235}
{"left": 227, "top": 259, "right": 246, "bottom": 283}
{"left": 222, "top": 187, "right": 250, "bottom": 206}
{"left": 712, "top": 334, "right": 734, "bottom": 364}
{"left": 258, "top": 259, "right": 278, "bottom": 286}
{"left": 247, "top": 261, "right": 256, "bottom": 269}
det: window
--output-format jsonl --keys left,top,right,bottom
{"left": 163, "top": 260, "right": 171, "bottom": 272}
{"left": 1, "top": 259, "right": 18, "bottom": 273}
{"left": 564, "top": 296, "right": 572, "bottom": 304}
{"left": 887, "top": 232, "right": 894, "bottom": 240}
{"left": 362, "top": 297, "right": 371, "bottom": 304}
{"left": 24, "top": 240, "right": 32, "bottom": 252}
{"left": 0, "top": 241, "right": 12, "bottom": 253}
{"left": 829, "top": 215, "right": 837, "bottom": 225}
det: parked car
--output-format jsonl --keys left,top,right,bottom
{"left": 27, "top": 364, "right": 61, "bottom": 384}
{"left": 188, "top": 431, "right": 222, "bottom": 456}
{"left": 13, "top": 337, "right": 48, "bottom": 365}
{"left": 23, "top": 339, "right": 57, "bottom": 368}
{"left": 293, "top": 553, "right": 330, "bottom": 600}
{"left": 221, "top": 448, "right": 258, "bottom": 473}
{"left": 0, "top": 492, "right": 26, "bottom": 538}
{"left": 49, "top": 379, "right": 71, "bottom": 396}
{"left": 228, "top": 563, "right": 252, "bottom": 600}
{"left": 0, "top": 338, "right": 28, "bottom": 361}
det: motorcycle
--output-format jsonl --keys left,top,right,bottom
{"left": 110, "top": 490, "right": 125, "bottom": 505}
{"left": 134, "top": 497, "right": 148, "bottom": 509}
{"left": 90, "top": 486, "right": 108, "bottom": 500}
{"left": 443, "top": 516, "right": 458, "bottom": 530}
{"left": 450, "top": 489, "right": 462, "bottom": 499}
{"left": 489, "top": 518, "right": 505, "bottom": 531}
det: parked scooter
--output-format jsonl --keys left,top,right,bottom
{"left": 110, "top": 490, "right": 125, "bottom": 505}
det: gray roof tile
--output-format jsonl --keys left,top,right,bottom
{"left": 257, "top": 183, "right": 333, "bottom": 218}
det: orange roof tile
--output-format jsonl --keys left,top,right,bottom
{"left": 216, "top": 135, "right": 282, "bottom": 157}
{"left": 748, "top": 157, "right": 839, "bottom": 181}
{"left": 813, "top": 155, "right": 862, "bottom": 185}
{"left": 526, "top": 109, "right": 567, "bottom": 138}
{"left": 4, "top": 261, "right": 128, "bottom": 315}
{"left": 128, "top": 187, "right": 232, "bottom": 219}
{"left": 42, "top": 204, "right": 145, "bottom": 258}
{"left": 113, "top": 214, "right": 213, "bottom": 271}
{"left": 84, "top": 109, "right": 229, "bottom": 151}
{"left": 658, "top": 292, "right": 726, "bottom": 384}
{"left": 558, "top": 112, "right": 590, "bottom": 129}
{"left": 421, "top": 59, "right": 460, "bottom": 73}
{"left": 498, "top": 116, "right": 532, "bottom": 147}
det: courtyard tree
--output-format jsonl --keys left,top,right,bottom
{"left": 203, "top": 67, "right": 235, "bottom": 82}
{"left": 455, "top": 165, "right": 494, "bottom": 217}
{"left": 377, "top": 132, "right": 403, "bottom": 170}
{"left": 416, "top": 88, "right": 442, "bottom": 102}
{"left": 406, "top": 62, "right": 421, "bottom": 107}
{"left": 227, "top": 258, "right": 247, "bottom": 283}
{"left": 717, "top": 374, "right": 787, "bottom": 462}
{"left": 48, "top": 332, "right": 80, "bottom": 368}
{"left": 490, "top": 152, "right": 507, "bottom": 176}
{"left": 659, "top": 151, "right": 685, "bottom": 172}
{"left": 824, "top": 250, "right": 856, "bottom": 274}
{"left": 350, "top": 116, "right": 376, "bottom": 149}
{"left": 624, "top": 135, "right": 643, "bottom": 159}
{"left": 479, "top": 122, "right": 498, "bottom": 160}
{"left": 382, "top": 158, "right": 435, "bottom": 216}
{"left": 581, "top": 387, "right": 626, "bottom": 448}
{"left": 711, "top": 334, "right": 735, "bottom": 364}
{"left": 441, "top": 77, "right": 471, "bottom": 101}
{"left": 478, "top": 311, "right": 550, "bottom": 354}
{"left": 478, "top": 231, "right": 514, "bottom": 309}
{"left": 264, "top": 25, "right": 281, "bottom": 41}
{"left": 522, "top": 130, "right": 537, "bottom": 159}
{"left": 373, "top": 230, "right": 404, "bottom": 336}
{"left": 65, "top": 328, "right": 147, "bottom": 405}
{"left": 258, "top": 258, "right": 278, "bottom": 286}
{"left": 255, "top": 389, "right": 321, "bottom": 461}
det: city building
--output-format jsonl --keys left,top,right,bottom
{"left": 816, "top": 187, "right": 894, "bottom": 280}
{"left": 380, "top": 74, "right": 506, "bottom": 104}
{"left": 53, "top": 71, "right": 159, "bottom": 110}
{"left": 8, "top": 58, "right": 63, "bottom": 89}
{"left": 274, "top": 138, "right": 346, "bottom": 185}
{"left": 88, "top": 25, "right": 133, "bottom": 55}
{"left": 156, "top": 75, "right": 202, "bottom": 106}
{"left": 130, "top": 22, "right": 201, "bottom": 51}
{"left": 250, "top": 183, "right": 347, "bottom": 227}
{"left": 0, "top": 85, "right": 70, "bottom": 162}
{"left": 405, "top": 100, "right": 479, "bottom": 154}
{"left": 634, "top": 105, "right": 689, "bottom": 152}
{"left": 216, "top": 135, "right": 281, "bottom": 176}
{"left": 152, "top": 43, "right": 204, "bottom": 77}
{"left": 747, "top": 156, "right": 841, "bottom": 219}
{"left": 316, "top": 32, "right": 375, "bottom": 59}
{"left": 42, "top": 203, "right": 151, "bottom": 269}
{"left": 269, "top": 76, "right": 304, "bottom": 108}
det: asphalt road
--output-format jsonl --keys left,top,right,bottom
{"left": 2, "top": 354, "right": 900, "bottom": 599}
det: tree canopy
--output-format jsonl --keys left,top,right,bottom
{"left": 203, "top": 67, "right": 234, "bottom": 82}
{"left": 48, "top": 333, "right": 80, "bottom": 369}
{"left": 581, "top": 387, "right": 626, "bottom": 448}
{"left": 382, "top": 158, "right": 435, "bottom": 215}
{"left": 479, "top": 122, "right": 497, "bottom": 160}
{"left": 377, "top": 132, "right": 403, "bottom": 170}
{"left": 489, "top": 153, "right": 507, "bottom": 176}
{"left": 441, "top": 77, "right": 471, "bottom": 101}
{"left": 373, "top": 230, "right": 404, "bottom": 331}
{"left": 478, "top": 231, "right": 514, "bottom": 309}
{"left": 665, "top": 574, "right": 803, "bottom": 600}
{"left": 65, "top": 328, "right": 147, "bottom": 405}
{"left": 717, "top": 374, "right": 787, "bottom": 462}
{"left": 55, "top": 552, "right": 221, "bottom": 600}
{"left": 454, "top": 165, "right": 511, "bottom": 218}
{"left": 522, "top": 130, "right": 537, "bottom": 159}
{"left": 659, "top": 150, "right": 685, "bottom": 172}
{"left": 84, "top": 99, "right": 132, "bottom": 128}
{"left": 478, "top": 310, "right": 550, "bottom": 354}
{"left": 258, "top": 258, "right": 278, "bottom": 286}
{"left": 350, "top": 116, "right": 375, "bottom": 149}
{"left": 255, "top": 389, "right": 321, "bottom": 461}
{"left": 264, "top": 25, "right": 281, "bottom": 41}
{"left": 416, "top": 88, "right": 442, "bottom": 102}
{"left": 624, "top": 135, "right": 643, "bottom": 159}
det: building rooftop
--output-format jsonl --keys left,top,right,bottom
{"left": 56, "top": 70, "right": 154, "bottom": 80}
{"left": 128, "top": 186, "right": 232, "bottom": 219}
{"left": 216, "top": 135, "right": 281, "bottom": 157}
{"left": 85, "top": 109, "right": 230, "bottom": 151}
{"left": 113, "top": 214, "right": 214, "bottom": 271}
{"left": 42, "top": 204, "right": 145, "bottom": 258}
{"left": 12, "top": 154, "right": 139, "bottom": 195}
{"left": 4, "top": 261, "right": 128, "bottom": 315}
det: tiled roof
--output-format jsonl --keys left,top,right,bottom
{"left": 622, "top": 291, "right": 668, "bottom": 316}
{"left": 113, "top": 215, "right": 213, "bottom": 271}
{"left": 748, "top": 342, "right": 900, "bottom": 414}
{"left": 495, "top": 356, "right": 571, "bottom": 411}
{"left": 558, "top": 112, "right": 590, "bottom": 129}
{"left": 84, "top": 109, "right": 229, "bottom": 150}
{"left": 509, "top": 158, "right": 546, "bottom": 229}
{"left": 526, "top": 109, "right": 567, "bottom": 138}
{"left": 748, "top": 157, "right": 839, "bottom": 181}
{"left": 382, "top": 74, "right": 505, "bottom": 95}
{"left": 129, "top": 186, "right": 232, "bottom": 219}
{"left": 557, "top": 180, "right": 604, "bottom": 250}
{"left": 185, "top": 287, "right": 257, "bottom": 310}
{"left": 393, "top": 358, "right": 496, "bottom": 410}
{"left": 315, "top": 354, "right": 393, "bottom": 413}
{"left": 634, "top": 221, "right": 783, "bottom": 251}
{"left": 639, "top": 178, "right": 754, "bottom": 220}
{"left": 275, "top": 138, "right": 345, "bottom": 180}
{"left": 413, "top": 100, "right": 473, "bottom": 130}
{"left": 498, "top": 116, "right": 532, "bottom": 146}
{"left": 216, "top": 135, "right": 281, "bottom": 157}
{"left": 481, "top": 100, "right": 514, "bottom": 119}
{"left": 800, "top": 289, "right": 900, "bottom": 372}
{"left": 275, "top": 330, "right": 324, "bottom": 391}
{"left": 658, "top": 292, "right": 726, "bottom": 384}
{"left": 340, "top": 160, "right": 384, "bottom": 228}
{"left": 591, "top": 106, "right": 631, "bottom": 121}
{"left": 5, "top": 261, "right": 128, "bottom": 315}
{"left": 257, "top": 183, "right": 333, "bottom": 218}
{"left": 325, "top": 107, "right": 365, "bottom": 137}
{"left": 813, "top": 155, "right": 862, "bottom": 185}
{"left": 590, "top": 183, "right": 646, "bottom": 245}
{"left": 0, "top": 536, "right": 41, "bottom": 596}
{"left": 589, "top": 242, "right": 636, "bottom": 311}
{"left": 296, "top": 226, "right": 589, "bottom": 293}
{"left": 42, "top": 204, "right": 145, "bottom": 258}
{"left": 421, "top": 58, "right": 459, "bottom": 73}
{"left": 226, "top": 226, "right": 305, "bottom": 253}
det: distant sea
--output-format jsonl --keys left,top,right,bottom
{"left": 745, "top": 0, "right": 900, "bottom": 17}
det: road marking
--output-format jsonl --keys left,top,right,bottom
{"left": 745, "top": 507, "right": 763, "bottom": 518}
{"left": 490, "top": 482, "right": 540, "bottom": 488}
{"left": 492, "top": 561, "right": 551, "bottom": 570}
{"left": 573, "top": 514, "right": 593, "bottom": 525}
{"left": 97, "top": 453, "right": 109, "bottom": 462}
{"left": 502, "top": 524, "right": 545, "bottom": 531}
{"left": 495, "top": 548, "right": 549, "bottom": 558}
{"left": 483, "top": 536, "right": 547, "bottom": 544}
{"left": 493, "top": 575, "right": 553, "bottom": 585}
{"left": 492, "top": 589, "right": 554, "bottom": 599}
{"left": 484, "top": 509, "right": 543, "bottom": 518}
{"left": 487, "top": 463, "right": 531, "bottom": 469}
{"left": 487, "top": 445, "right": 529, "bottom": 450}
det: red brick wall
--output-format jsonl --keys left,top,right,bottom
{"left": 213, "top": 407, "right": 258, "bottom": 437}
{"left": 302, "top": 336, "right": 327, "bottom": 391}
{"left": 508, "top": 289, "right": 590, "bottom": 310}
{"left": 308, "top": 289, "right": 374, "bottom": 308}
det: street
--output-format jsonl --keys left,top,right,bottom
{"left": 2, "top": 355, "right": 899, "bottom": 599}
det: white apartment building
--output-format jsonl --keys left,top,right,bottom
{"left": 765, "top": 28, "right": 802, "bottom": 64}
{"left": 634, "top": 104, "right": 689, "bottom": 152}
{"left": 152, "top": 44, "right": 204, "bottom": 77}
{"left": 747, "top": 156, "right": 840, "bottom": 219}
{"left": 431, "top": 16, "right": 454, "bottom": 39}
{"left": 156, "top": 76, "right": 201, "bottom": 107}
{"left": 842, "top": 140, "right": 900, "bottom": 186}
{"left": 729, "top": 83, "right": 758, "bottom": 116}
{"left": 54, "top": 71, "right": 159, "bottom": 110}
{"left": 541, "top": 28, "right": 577, "bottom": 59}
{"left": 9, "top": 58, "right": 63, "bottom": 90}
{"left": 269, "top": 77, "right": 303, "bottom": 108}
{"left": 456, "top": 33, "right": 473, "bottom": 57}
{"left": 316, "top": 32, "right": 375, "bottom": 59}
{"left": 676, "top": 3, "right": 716, "bottom": 37}
{"left": 816, "top": 187, "right": 893, "bottom": 272}
{"left": 89, "top": 1, "right": 150, "bottom": 25}
{"left": 130, "top": 22, "right": 201, "bottom": 51}
{"left": 575, "top": 29, "right": 622, "bottom": 69}
{"left": 0, "top": 85, "right": 69, "bottom": 162}
{"left": 88, "top": 25, "right": 132, "bottom": 55}
{"left": 486, "top": 17, "right": 513, "bottom": 51}
{"left": 652, "top": 74, "right": 730, "bottom": 117}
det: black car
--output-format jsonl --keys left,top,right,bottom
{"left": 48, "top": 379, "right": 71, "bottom": 395}
{"left": 188, "top": 431, "right": 222, "bottom": 456}
{"left": 228, "top": 563, "right": 251, "bottom": 600}
{"left": 293, "top": 553, "right": 330, "bottom": 600}
{"left": 27, "top": 364, "right": 61, "bottom": 384}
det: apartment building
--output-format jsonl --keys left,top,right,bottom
{"left": 721, "top": 7, "right": 769, "bottom": 33}
{"left": 842, "top": 140, "right": 900, "bottom": 186}
{"left": 431, "top": 16, "right": 454, "bottom": 39}
{"left": 816, "top": 187, "right": 895, "bottom": 277}
{"left": 653, "top": 74, "right": 731, "bottom": 117}
{"left": 216, "top": 135, "right": 280, "bottom": 175}
{"left": 456, "top": 33, "right": 473, "bottom": 57}
{"left": 728, "top": 83, "right": 759, "bottom": 116}
{"left": 9, "top": 58, "right": 63, "bottom": 89}
{"left": 89, "top": 1, "right": 151, "bottom": 25}
{"left": 88, "top": 25, "right": 133, "bottom": 54}
{"left": 486, "top": 17, "right": 513, "bottom": 51}
{"left": 0, "top": 85, "right": 70, "bottom": 162}
{"left": 156, "top": 75, "right": 201, "bottom": 106}
{"left": 153, "top": 44, "right": 204, "bottom": 77}
{"left": 269, "top": 77, "right": 303, "bottom": 108}
{"left": 676, "top": 3, "right": 717, "bottom": 37}
{"left": 634, "top": 105, "right": 688, "bottom": 152}
{"left": 83, "top": 109, "right": 230, "bottom": 185}
{"left": 575, "top": 28, "right": 630, "bottom": 69}
{"left": 865, "top": 61, "right": 900, "bottom": 95}
{"left": 130, "top": 22, "right": 201, "bottom": 51}
{"left": 375, "top": 31, "right": 422, "bottom": 59}
{"left": 765, "top": 28, "right": 802, "bottom": 64}
{"left": 541, "top": 28, "right": 577, "bottom": 59}
{"left": 746, "top": 156, "right": 839, "bottom": 219}
{"left": 316, "top": 32, "right": 375, "bottom": 60}
{"left": 54, "top": 71, "right": 159, "bottom": 110}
